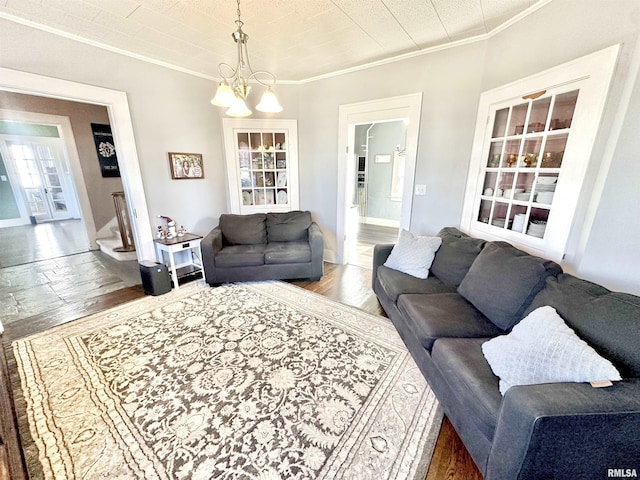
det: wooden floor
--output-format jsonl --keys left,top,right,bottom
{"left": 349, "top": 222, "right": 398, "bottom": 269}
{"left": 0, "top": 262, "right": 482, "bottom": 480}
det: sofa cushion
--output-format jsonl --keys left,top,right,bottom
{"left": 525, "top": 274, "right": 640, "bottom": 378}
{"left": 482, "top": 306, "right": 621, "bottom": 395}
{"left": 458, "top": 242, "right": 562, "bottom": 331}
{"left": 266, "top": 211, "right": 312, "bottom": 242}
{"left": 377, "top": 265, "right": 455, "bottom": 303}
{"left": 220, "top": 213, "right": 267, "bottom": 245}
{"left": 215, "top": 244, "right": 266, "bottom": 267}
{"left": 397, "top": 293, "right": 504, "bottom": 351}
{"left": 431, "top": 338, "right": 502, "bottom": 441}
{"left": 265, "top": 241, "right": 311, "bottom": 264}
{"left": 431, "top": 227, "right": 487, "bottom": 287}
{"left": 384, "top": 229, "right": 442, "bottom": 279}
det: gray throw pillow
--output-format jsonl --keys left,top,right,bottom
{"left": 430, "top": 227, "right": 487, "bottom": 287}
{"left": 266, "top": 211, "right": 312, "bottom": 242}
{"left": 219, "top": 213, "right": 267, "bottom": 245}
{"left": 384, "top": 229, "right": 442, "bottom": 279}
{"left": 457, "top": 242, "right": 561, "bottom": 330}
{"left": 482, "top": 306, "right": 621, "bottom": 395}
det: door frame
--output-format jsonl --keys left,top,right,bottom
{"left": 0, "top": 67, "right": 154, "bottom": 261}
{"left": 336, "top": 93, "right": 422, "bottom": 264}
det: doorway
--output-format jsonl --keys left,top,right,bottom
{"left": 0, "top": 66, "right": 154, "bottom": 261}
{"left": 337, "top": 93, "right": 423, "bottom": 266}
{"left": 348, "top": 121, "right": 407, "bottom": 267}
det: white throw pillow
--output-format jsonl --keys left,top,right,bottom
{"left": 383, "top": 229, "right": 442, "bottom": 279}
{"left": 482, "top": 306, "right": 621, "bottom": 395}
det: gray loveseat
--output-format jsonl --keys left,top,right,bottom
{"left": 373, "top": 227, "right": 640, "bottom": 479}
{"left": 201, "top": 210, "right": 323, "bottom": 285}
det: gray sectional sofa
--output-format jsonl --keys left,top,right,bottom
{"left": 201, "top": 211, "right": 323, "bottom": 285}
{"left": 373, "top": 227, "right": 640, "bottom": 479}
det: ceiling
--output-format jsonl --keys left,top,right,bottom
{"left": 0, "top": 0, "right": 544, "bottom": 82}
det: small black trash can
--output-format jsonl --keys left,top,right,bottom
{"left": 139, "top": 261, "right": 171, "bottom": 296}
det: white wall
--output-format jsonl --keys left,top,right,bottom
{"left": 297, "top": 42, "right": 487, "bottom": 255}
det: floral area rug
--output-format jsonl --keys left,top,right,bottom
{"left": 12, "top": 281, "right": 442, "bottom": 480}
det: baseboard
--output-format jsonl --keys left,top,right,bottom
{"left": 324, "top": 248, "right": 337, "bottom": 264}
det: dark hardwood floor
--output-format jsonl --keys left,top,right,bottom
{"left": 0, "top": 262, "right": 481, "bottom": 480}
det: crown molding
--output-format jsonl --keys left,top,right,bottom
{"left": 0, "top": 0, "right": 553, "bottom": 85}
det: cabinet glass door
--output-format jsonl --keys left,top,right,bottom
{"left": 237, "top": 131, "right": 289, "bottom": 207}
{"left": 477, "top": 89, "right": 578, "bottom": 240}
{"left": 223, "top": 119, "right": 299, "bottom": 214}
{"left": 461, "top": 46, "right": 619, "bottom": 263}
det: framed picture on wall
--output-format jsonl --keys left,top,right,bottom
{"left": 168, "top": 152, "right": 204, "bottom": 179}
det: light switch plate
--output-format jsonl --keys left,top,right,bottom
{"left": 414, "top": 184, "right": 426, "bottom": 195}
{"left": 0, "top": 175, "right": 7, "bottom": 181}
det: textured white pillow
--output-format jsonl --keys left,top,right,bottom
{"left": 384, "top": 229, "right": 442, "bottom": 279}
{"left": 482, "top": 306, "right": 621, "bottom": 395}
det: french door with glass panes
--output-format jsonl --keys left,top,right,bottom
{"left": 222, "top": 119, "right": 299, "bottom": 214}
{"left": 461, "top": 46, "right": 618, "bottom": 263}
{"left": 2, "top": 137, "right": 75, "bottom": 221}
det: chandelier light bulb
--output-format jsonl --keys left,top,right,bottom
{"left": 211, "top": 82, "right": 235, "bottom": 107}
{"left": 226, "top": 97, "right": 252, "bottom": 117}
{"left": 256, "top": 87, "right": 283, "bottom": 113}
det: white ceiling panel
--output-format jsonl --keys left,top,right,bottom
{"left": 0, "top": 0, "right": 545, "bottom": 81}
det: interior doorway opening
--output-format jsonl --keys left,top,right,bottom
{"left": 0, "top": 66, "right": 154, "bottom": 262}
{"left": 348, "top": 120, "right": 407, "bottom": 268}
{"left": 336, "top": 93, "right": 423, "bottom": 267}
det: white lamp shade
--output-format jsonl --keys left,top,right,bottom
{"left": 226, "top": 97, "right": 252, "bottom": 117}
{"left": 211, "top": 83, "right": 235, "bottom": 107}
{"left": 256, "top": 87, "right": 283, "bottom": 113}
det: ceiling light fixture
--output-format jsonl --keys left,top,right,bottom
{"left": 210, "top": 0, "right": 282, "bottom": 117}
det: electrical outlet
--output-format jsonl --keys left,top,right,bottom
{"left": 414, "top": 184, "right": 426, "bottom": 195}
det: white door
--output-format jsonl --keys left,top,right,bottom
{"left": 1, "top": 136, "right": 80, "bottom": 222}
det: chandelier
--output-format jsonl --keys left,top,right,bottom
{"left": 210, "top": 0, "right": 283, "bottom": 117}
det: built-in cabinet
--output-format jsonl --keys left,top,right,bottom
{"left": 223, "top": 119, "right": 299, "bottom": 214}
{"left": 461, "top": 46, "right": 619, "bottom": 263}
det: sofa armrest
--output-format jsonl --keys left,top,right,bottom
{"left": 486, "top": 380, "right": 640, "bottom": 480}
{"left": 372, "top": 244, "right": 394, "bottom": 289}
{"left": 201, "top": 226, "right": 223, "bottom": 285}
{"left": 308, "top": 222, "right": 324, "bottom": 279}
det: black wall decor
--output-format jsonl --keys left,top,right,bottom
{"left": 91, "top": 123, "right": 120, "bottom": 177}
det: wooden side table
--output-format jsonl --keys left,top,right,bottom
{"left": 153, "top": 233, "right": 203, "bottom": 290}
